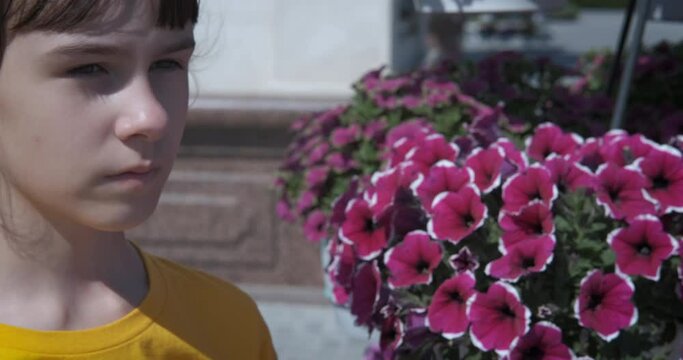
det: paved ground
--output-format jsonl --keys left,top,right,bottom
{"left": 257, "top": 302, "right": 371, "bottom": 360}
{"left": 243, "top": 284, "right": 375, "bottom": 360}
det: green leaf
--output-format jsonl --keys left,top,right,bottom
{"left": 600, "top": 250, "right": 615, "bottom": 266}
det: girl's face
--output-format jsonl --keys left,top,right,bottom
{"left": 0, "top": 4, "right": 195, "bottom": 231}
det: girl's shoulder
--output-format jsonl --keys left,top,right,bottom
{"left": 140, "top": 250, "right": 276, "bottom": 358}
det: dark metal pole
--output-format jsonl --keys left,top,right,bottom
{"left": 611, "top": 0, "right": 650, "bottom": 130}
{"left": 606, "top": 0, "right": 637, "bottom": 96}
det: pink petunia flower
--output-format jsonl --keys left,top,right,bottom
{"left": 504, "top": 322, "right": 573, "bottom": 360}
{"left": 296, "top": 190, "right": 317, "bottom": 214}
{"left": 499, "top": 201, "right": 554, "bottom": 250}
{"left": 485, "top": 236, "right": 556, "bottom": 282}
{"left": 410, "top": 161, "right": 474, "bottom": 211}
{"left": 331, "top": 124, "right": 361, "bottom": 147}
{"left": 635, "top": 144, "right": 683, "bottom": 213}
{"left": 526, "top": 123, "right": 583, "bottom": 162}
{"left": 577, "top": 137, "right": 606, "bottom": 172}
{"left": 427, "top": 186, "right": 488, "bottom": 244}
{"left": 427, "top": 271, "right": 476, "bottom": 339}
{"left": 308, "top": 142, "right": 330, "bottom": 165}
{"left": 406, "top": 133, "right": 460, "bottom": 173}
{"left": 502, "top": 165, "right": 558, "bottom": 213}
{"left": 384, "top": 119, "right": 434, "bottom": 166}
{"left": 305, "top": 165, "right": 330, "bottom": 189}
{"left": 367, "top": 162, "right": 422, "bottom": 215}
{"left": 351, "top": 261, "right": 382, "bottom": 327}
{"left": 303, "top": 210, "right": 328, "bottom": 243}
{"left": 600, "top": 133, "right": 656, "bottom": 167}
{"left": 363, "top": 118, "right": 389, "bottom": 143}
{"left": 574, "top": 270, "right": 638, "bottom": 342}
{"left": 379, "top": 314, "right": 404, "bottom": 352}
{"left": 594, "top": 163, "right": 656, "bottom": 221}
{"left": 339, "top": 198, "right": 387, "bottom": 260}
{"left": 276, "top": 196, "right": 296, "bottom": 222}
{"left": 495, "top": 138, "right": 529, "bottom": 173}
{"left": 326, "top": 152, "right": 358, "bottom": 173}
{"left": 468, "top": 282, "right": 531, "bottom": 355}
{"left": 326, "top": 240, "right": 356, "bottom": 305}
{"left": 449, "top": 247, "right": 479, "bottom": 273}
{"left": 384, "top": 231, "right": 443, "bottom": 288}
{"left": 543, "top": 155, "right": 595, "bottom": 192}
{"left": 607, "top": 215, "right": 678, "bottom": 281}
{"left": 465, "top": 146, "right": 506, "bottom": 194}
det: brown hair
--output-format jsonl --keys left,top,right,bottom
{"left": 0, "top": 0, "right": 199, "bottom": 64}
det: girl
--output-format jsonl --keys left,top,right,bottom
{"left": 0, "top": 0, "right": 276, "bottom": 358}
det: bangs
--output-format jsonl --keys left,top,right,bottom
{"left": 4, "top": 0, "right": 199, "bottom": 33}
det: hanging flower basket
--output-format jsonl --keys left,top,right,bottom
{"left": 327, "top": 122, "right": 683, "bottom": 358}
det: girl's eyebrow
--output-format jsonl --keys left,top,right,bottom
{"left": 47, "top": 36, "right": 196, "bottom": 57}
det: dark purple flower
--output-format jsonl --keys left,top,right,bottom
{"left": 448, "top": 247, "right": 479, "bottom": 273}
{"left": 351, "top": 261, "right": 382, "bottom": 327}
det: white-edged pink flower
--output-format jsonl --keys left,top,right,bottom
{"left": 504, "top": 322, "right": 573, "bottom": 360}
{"left": 384, "top": 231, "right": 443, "bottom": 288}
{"left": 526, "top": 123, "right": 582, "bottom": 162}
{"left": 544, "top": 155, "right": 595, "bottom": 192}
{"left": 468, "top": 282, "right": 531, "bottom": 355}
{"left": 594, "top": 163, "right": 656, "bottom": 221}
{"left": 574, "top": 270, "right": 637, "bottom": 342}
{"left": 607, "top": 215, "right": 678, "bottom": 281}
{"left": 486, "top": 236, "right": 556, "bottom": 282}
{"left": 339, "top": 198, "right": 387, "bottom": 260}
{"left": 465, "top": 146, "right": 506, "bottom": 194}
{"left": 410, "top": 161, "right": 473, "bottom": 211}
{"left": 502, "top": 165, "right": 558, "bottom": 213}
{"left": 427, "top": 271, "right": 476, "bottom": 339}
{"left": 427, "top": 186, "right": 487, "bottom": 244}
{"left": 406, "top": 133, "right": 460, "bottom": 173}
{"left": 499, "top": 201, "right": 554, "bottom": 250}
{"left": 635, "top": 144, "right": 683, "bottom": 213}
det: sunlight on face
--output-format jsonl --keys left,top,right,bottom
{"left": 0, "top": 2, "right": 195, "bottom": 231}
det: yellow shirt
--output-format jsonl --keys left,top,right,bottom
{"left": 0, "top": 244, "right": 277, "bottom": 359}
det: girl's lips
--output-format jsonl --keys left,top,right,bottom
{"left": 105, "top": 168, "right": 159, "bottom": 187}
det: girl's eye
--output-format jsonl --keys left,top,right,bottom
{"left": 150, "top": 59, "right": 184, "bottom": 71}
{"left": 67, "top": 64, "right": 107, "bottom": 76}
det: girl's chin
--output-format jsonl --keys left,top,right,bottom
{"left": 82, "top": 202, "right": 159, "bottom": 232}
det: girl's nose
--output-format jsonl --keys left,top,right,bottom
{"left": 114, "top": 78, "right": 169, "bottom": 143}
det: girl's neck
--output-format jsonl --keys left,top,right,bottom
{"left": 0, "top": 184, "right": 149, "bottom": 330}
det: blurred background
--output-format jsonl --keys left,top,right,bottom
{"left": 127, "top": 1, "right": 683, "bottom": 359}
